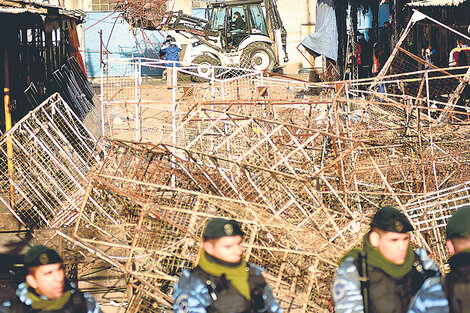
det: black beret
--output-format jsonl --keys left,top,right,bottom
{"left": 203, "top": 218, "right": 244, "bottom": 239}
{"left": 446, "top": 205, "right": 470, "bottom": 239}
{"left": 370, "top": 206, "right": 414, "bottom": 233}
{"left": 24, "top": 245, "right": 63, "bottom": 269}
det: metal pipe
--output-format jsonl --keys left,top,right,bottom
{"left": 3, "top": 42, "right": 14, "bottom": 208}
{"left": 100, "top": 30, "right": 105, "bottom": 137}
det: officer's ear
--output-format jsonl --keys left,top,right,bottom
{"left": 369, "top": 231, "right": 380, "bottom": 248}
{"left": 446, "top": 239, "right": 456, "bottom": 255}
{"left": 26, "top": 273, "right": 38, "bottom": 289}
{"left": 203, "top": 240, "right": 215, "bottom": 255}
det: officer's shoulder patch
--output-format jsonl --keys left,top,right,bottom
{"left": 333, "top": 279, "right": 348, "bottom": 302}
{"left": 337, "top": 257, "right": 357, "bottom": 275}
{"left": 175, "top": 294, "right": 189, "bottom": 313}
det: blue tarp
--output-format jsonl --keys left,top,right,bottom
{"left": 356, "top": 4, "right": 391, "bottom": 40}
{"left": 301, "top": 0, "right": 338, "bottom": 61}
{"left": 83, "top": 12, "right": 166, "bottom": 77}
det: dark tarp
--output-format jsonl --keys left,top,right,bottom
{"left": 301, "top": 0, "right": 338, "bottom": 61}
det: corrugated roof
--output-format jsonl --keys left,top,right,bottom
{"left": 0, "top": 7, "right": 30, "bottom": 13}
{"left": 0, "top": 0, "right": 59, "bottom": 10}
{"left": 407, "top": 0, "right": 467, "bottom": 7}
{"left": 0, "top": 0, "right": 82, "bottom": 20}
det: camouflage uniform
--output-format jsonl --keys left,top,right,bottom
{"left": 407, "top": 276, "right": 449, "bottom": 313}
{"left": 409, "top": 205, "right": 470, "bottom": 313}
{"left": 173, "top": 218, "right": 282, "bottom": 313}
{"left": 0, "top": 282, "right": 102, "bottom": 313}
{"left": 332, "top": 206, "right": 438, "bottom": 313}
{"left": 333, "top": 248, "right": 438, "bottom": 313}
{"left": 173, "top": 264, "right": 282, "bottom": 313}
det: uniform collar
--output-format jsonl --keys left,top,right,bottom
{"left": 448, "top": 250, "right": 470, "bottom": 271}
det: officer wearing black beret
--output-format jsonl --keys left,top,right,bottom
{"left": 333, "top": 206, "right": 438, "bottom": 313}
{"left": 409, "top": 205, "right": 470, "bottom": 313}
{"left": 173, "top": 218, "right": 282, "bottom": 313}
{"left": 203, "top": 217, "right": 244, "bottom": 239}
{"left": 0, "top": 245, "right": 102, "bottom": 313}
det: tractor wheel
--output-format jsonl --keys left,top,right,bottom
{"left": 191, "top": 55, "right": 220, "bottom": 82}
{"left": 241, "top": 42, "right": 276, "bottom": 72}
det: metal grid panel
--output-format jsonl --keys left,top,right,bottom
{"left": 72, "top": 173, "right": 345, "bottom": 312}
{"left": 405, "top": 181, "right": 470, "bottom": 266}
{"left": 0, "top": 93, "right": 103, "bottom": 228}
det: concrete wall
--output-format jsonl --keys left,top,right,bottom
{"left": 174, "top": 0, "right": 192, "bottom": 14}
{"left": 277, "top": 0, "right": 316, "bottom": 74}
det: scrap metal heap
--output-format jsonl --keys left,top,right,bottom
{"left": 71, "top": 71, "right": 470, "bottom": 311}
{"left": 1, "top": 12, "right": 470, "bottom": 313}
{"left": 116, "top": 0, "right": 170, "bottom": 30}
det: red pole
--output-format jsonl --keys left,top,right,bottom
{"left": 99, "top": 29, "right": 103, "bottom": 69}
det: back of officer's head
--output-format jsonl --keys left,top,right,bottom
{"left": 446, "top": 205, "right": 470, "bottom": 255}
{"left": 202, "top": 218, "right": 244, "bottom": 264}
{"left": 369, "top": 206, "right": 414, "bottom": 265}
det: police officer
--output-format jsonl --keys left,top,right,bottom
{"left": 408, "top": 205, "right": 470, "bottom": 313}
{"left": 0, "top": 245, "right": 102, "bottom": 313}
{"left": 161, "top": 35, "right": 181, "bottom": 86}
{"left": 172, "top": 218, "right": 282, "bottom": 313}
{"left": 332, "top": 206, "right": 438, "bottom": 313}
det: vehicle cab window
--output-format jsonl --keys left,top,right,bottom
{"left": 249, "top": 4, "right": 268, "bottom": 35}
{"left": 230, "top": 8, "right": 247, "bottom": 33}
{"left": 210, "top": 7, "right": 226, "bottom": 31}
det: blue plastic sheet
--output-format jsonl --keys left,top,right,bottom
{"left": 301, "top": 0, "right": 338, "bottom": 61}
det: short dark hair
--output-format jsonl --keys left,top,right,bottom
{"left": 204, "top": 237, "right": 219, "bottom": 244}
{"left": 371, "top": 226, "right": 386, "bottom": 236}
{"left": 27, "top": 266, "right": 38, "bottom": 276}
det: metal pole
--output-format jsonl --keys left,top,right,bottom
{"left": 394, "top": 0, "right": 398, "bottom": 49}
{"left": 135, "top": 58, "right": 141, "bottom": 141}
{"left": 3, "top": 43, "right": 14, "bottom": 208}
{"left": 414, "top": 9, "right": 470, "bottom": 42}
{"left": 99, "top": 30, "right": 103, "bottom": 71}
{"left": 171, "top": 65, "right": 177, "bottom": 187}
{"left": 99, "top": 30, "right": 105, "bottom": 137}
{"left": 211, "top": 65, "right": 215, "bottom": 100}
{"left": 425, "top": 70, "right": 430, "bottom": 118}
